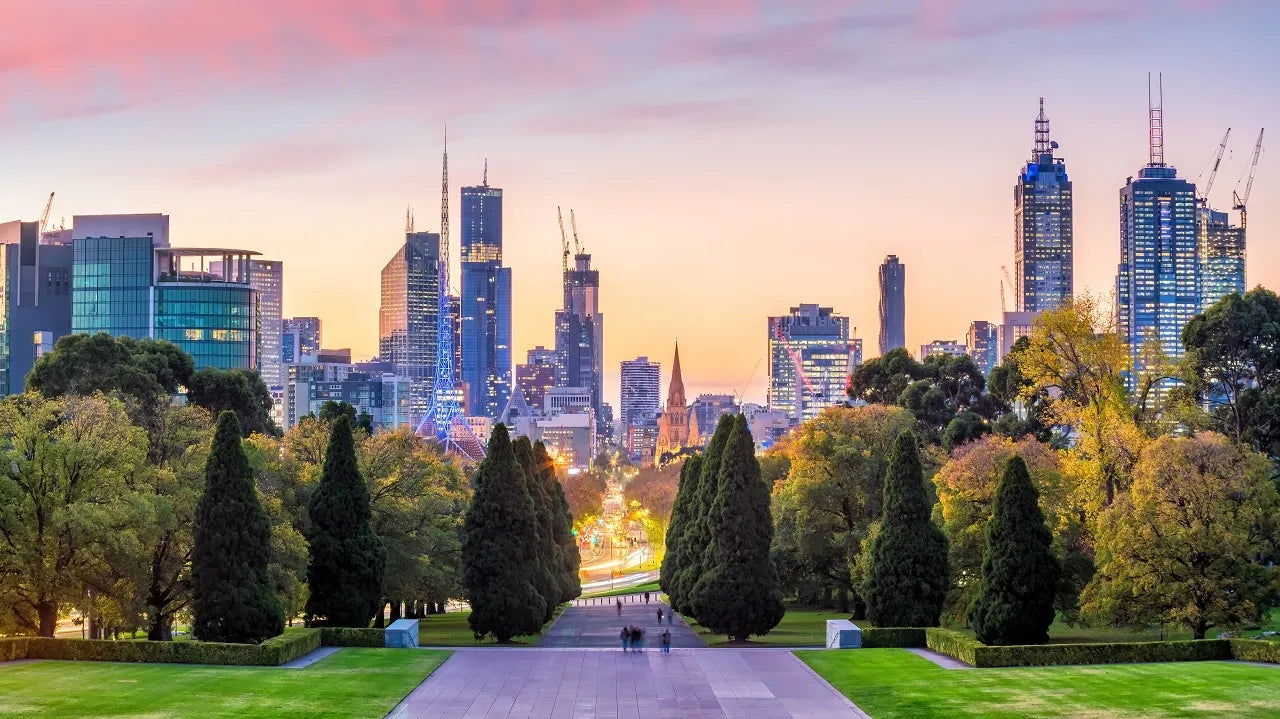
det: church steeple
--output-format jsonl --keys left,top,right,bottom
{"left": 666, "top": 341, "right": 686, "bottom": 409}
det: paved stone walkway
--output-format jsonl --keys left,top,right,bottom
{"left": 387, "top": 648, "right": 867, "bottom": 718}
{"left": 541, "top": 596, "right": 704, "bottom": 649}
{"left": 907, "top": 647, "right": 973, "bottom": 669}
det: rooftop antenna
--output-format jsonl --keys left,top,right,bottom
{"left": 1033, "top": 97, "right": 1051, "bottom": 157}
{"left": 1148, "top": 72, "right": 1165, "bottom": 167}
{"left": 405, "top": 204, "right": 414, "bottom": 234}
{"left": 483, "top": 158, "right": 488, "bottom": 187}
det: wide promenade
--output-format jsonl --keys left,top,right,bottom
{"left": 390, "top": 594, "right": 866, "bottom": 718}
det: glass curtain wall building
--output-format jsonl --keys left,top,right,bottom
{"left": 1198, "top": 208, "right": 1245, "bottom": 309}
{"left": 555, "top": 252, "right": 605, "bottom": 430}
{"left": 878, "top": 256, "right": 905, "bottom": 355}
{"left": 0, "top": 220, "right": 73, "bottom": 394}
{"left": 459, "top": 181, "right": 512, "bottom": 420}
{"left": 379, "top": 231, "right": 439, "bottom": 426}
{"left": 1015, "top": 98, "right": 1073, "bottom": 312}
{"left": 768, "top": 304, "right": 852, "bottom": 425}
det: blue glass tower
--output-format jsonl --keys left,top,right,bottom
{"left": 459, "top": 175, "right": 511, "bottom": 420}
{"left": 1116, "top": 84, "right": 1198, "bottom": 391}
{"left": 1015, "top": 98, "right": 1073, "bottom": 312}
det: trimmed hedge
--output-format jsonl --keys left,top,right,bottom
{"left": 320, "top": 627, "right": 385, "bottom": 647}
{"left": 970, "top": 639, "right": 1231, "bottom": 668}
{"left": 0, "top": 638, "right": 30, "bottom": 662}
{"left": 1230, "top": 639, "right": 1280, "bottom": 665}
{"left": 17, "top": 629, "right": 321, "bottom": 667}
{"left": 861, "top": 628, "right": 926, "bottom": 648}
{"left": 925, "top": 628, "right": 981, "bottom": 666}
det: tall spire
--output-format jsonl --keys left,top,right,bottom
{"left": 483, "top": 158, "right": 488, "bottom": 187}
{"left": 1148, "top": 72, "right": 1165, "bottom": 166}
{"left": 666, "top": 341, "right": 686, "bottom": 409}
{"left": 1033, "top": 96, "right": 1051, "bottom": 157}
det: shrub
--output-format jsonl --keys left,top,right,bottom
{"left": 259, "top": 628, "right": 322, "bottom": 664}
{"left": 861, "top": 628, "right": 926, "bottom": 648}
{"left": 320, "top": 627, "right": 385, "bottom": 647}
{"left": 1230, "top": 639, "right": 1280, "bottom": 664}
{"left": 0, "top": 638, "right": 29, "bottom": 662}
{"left": 925, "top": 628, "right": 981, "bottom": 665}
{"left": 21, "top": 629, "right": 321, "bottom": 666}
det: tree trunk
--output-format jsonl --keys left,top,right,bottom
{"left": 1194, "top": 619, "right": 1208, "bottom": 640}
{"left": 390, "top": 600, "right": 402, "bottom": 621}
{"left": 837, "top": 586, "right": 850, "bottom": 615}
{"left": 37, "top": 601, "right": 58, "bottom": 638}
{"left": 407, "top": 600, "right": 419, "bottom": 619}
{"left": 147, "top": 613, "right": 173, "bottom": 641}
{"left": 374, "top": 603, "right": 386, "bottom": 628}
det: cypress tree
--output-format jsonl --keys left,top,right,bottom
{"left": 863, "top": 430, "right": 949, "bottom": 627}
{"left": 192, "top": 411, "right": 283, "bottom": 643}
{"left": 968, "top": 455, "right": 1060, "bottom": 645}
{"left": 461, "top": 424, "right": 546, "bottom": 642}
{"left": 304, "top": 415, "right": 385, "bottom": 627}
{"left": 536, "top": 441, "right": 581, "bottom": 603}
{"left": 673, "top": 414, "right": 733, "bottom": 614}
{"left": 660, "top": 454, "right": 702, "bottom": 602}
{"left": 514, "top": 436, "right": 560, "bottom": 621}
{"left": 688, "top": 415, "right": 784, "bottom": 640}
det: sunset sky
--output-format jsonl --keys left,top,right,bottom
{"left": 1, "top": 0, "right": 1276, "bottom": 409}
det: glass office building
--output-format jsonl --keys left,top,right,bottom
{"left": 1198, "top": 208, "right": 1245, "bottom": 310}
{"left": 1015, "top": 98, "right": 1073, "bottom": 312}
{"left": 460, "top": 181, "right": 512, "bottom": 420}
{"left": 768, "top": 304, "right": 852, "bottom": 425}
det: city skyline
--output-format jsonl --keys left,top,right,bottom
{"left": 2, "top": 2, "right": 1276, "bottom": 410}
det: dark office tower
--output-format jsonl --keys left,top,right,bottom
{"left": 555, "top": 251, "right": 604, "bottom": 430}
{"left": 0, "top": 221, "right": 73, "bottom": 395}
{"left": 459, "top": 175, "right": 512, "bottom": 420}
{"left": 1199, "top": 209, "right": 1245, "bottom": 309}
{"left": 878, "top": 255, "right": 906, "bottom": 355}
{"left": 1015, "top": 98, "right": 1074, "bottom": 312}
{"left": 282, "top": 317, "right": 322, "bottom": 364}
{"left": 379, "top": 230, "right": 440, "bottom": 426}
{"left": 517, "top": 346, "right": 557, "bottom": 410}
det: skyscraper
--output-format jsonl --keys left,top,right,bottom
{"left": 619, "top": 355, "right": 660, "bottom": 430}
{"left": 966, "top": 320, "right": 999, "bottom": 375}
{"left": 282, "top": 316, "right": 321, "bottom": 364}
{"left": 379, "top": 230, "right": 439, "bottom": 425}
{"left": 0, "top": 220, "right": 72, "bottom": 395}
{"left": 878, "top": 255, "right": 905, "bottom": 355}
{"left": 1116, "top": 77, "right": 1199, "bottom": 387}
{"left": 517, "top": 346, "right": 558, "bottom": 411}
{"left": 555, "top": 251, "right": 604, "bottom": 430}
{"left": 216, "top": 258, "right": 283, "bottom": 386}
{"left": 1198, "top": 208, "right": 1245, "bottom": 309}
{"left": 459, "top": 175, "right": 512, "bottom": 420}
{"left": 1015, "top": 98, "right": 1074, "bottom": 313}
{"left": 768, "top": 304, "right": 852, "bottom": 425}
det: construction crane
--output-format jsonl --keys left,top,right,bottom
{"left": 569, "top": 209, "right": 582, "bottom": 254}
{"left": 1000, "top": 265, "right": 1015, "bottom": 314}
{"left": 38, "top": 192, "right": 54, "bottom": 237}
{"left": 1197, "top": 127, "right": 1231, "bottom": 205}
{"left": 1233, "top": 128, "right": 1265, "bottom": 229}
{"left": 556, "top": 206, "right": 570, "bottom": 273}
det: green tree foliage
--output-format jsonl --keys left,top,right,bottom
{"left": 185, "top": 367, "right": 279, "bottom": 437}
{"left": 850, "top": 348, "right": 998, "bottom": 442}
{"left": 535, "top": 442, "right": 580, "bottom": 602}
{"left": 771, "top": 405, "right": 919, "bottom": 615}
{"left": 0, "top": 393, "right": 146, "bottom": 637}
{"left": 26, "top": 333, "right": 193, "bottom": 407}
{"left": 863, "top": 431, "right": 949, "bottom": 627}
{"left": 513, "top": 436, "right": 560, "bottom": 621}
{"left": 304, "top": 416, "right": 385, "bottom": 627}
{"left": 967, "top": 456, "right": 1061, "bottom": 645}
{"left": 941, "top": 411, "right": 990, "bottom": 452}
{"left": 318, "top": 400, "right": 374, "bottom": 434}
{"left": 560, "top": 471, "right": 606, "bottom": 530}
{"left": 988, "top": 336, "right": 1054, "bottom": 443}
{"left": 1083, "top": 433, "right": 1279, "bottom": 639}
{"left": 1181, "top": 288, "right": 1280, "bottom": 468}
{"left": 849, "top": 348, "right": 925, "bottom": 405}
{"left": 672, "top": 414, "right": 733, "bottom": 614}
{"left": 660, "top": 455, "right": 701, "bottom": 600}
{"left": 460, "top": 424, "right": 546, "bottom": 642}
{"left": 689, "top": 415, "right": 784, "bottom": 640}
{"left": 192, "top": 412, "right": 283, "bottom": 643}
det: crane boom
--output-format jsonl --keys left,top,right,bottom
{"left": 1234, "top": 128, "right": 1265, "bottom": 229}
{"left": 38, "top": 192, "right": 54, "bottom": 236}
{"left": 1199, "top": 127, "right": 1231, "bottom": 202}
{"left": 557, "top": 206, "right": 569, "bottom": 273}
{"left": 569, "top": 209, "right": 581, "bottom": 254}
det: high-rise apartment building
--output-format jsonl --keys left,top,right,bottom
{"left": 1015, "top": 98, "right": 1074, "bottom": 312}
{"left": 0, "top": 220, "right": 73, "bottom": 394}
{"left": 516, "top": 346, "right": 557, "bottom": 411}
{"left": 379, "top": 230, "right": 439, "bottom": 425}
{"left": 966, "top": 320, "right": 999, "bottom": 375}
{"left": 555, "top": 251, "right": 604, "bottom": 429}
{"left": 768, "top": 304, "right": 852, "bottom": 424}
{"left": 690, "top": 394, "right": 738, "bottom": 440}
{"left": 619, "top": 356, "right": 661, "bottom": 430}
{"left": 1116, "top": 82, "right": 1199, "bottom": 388}
{"left": 1198, "top": 208, "right": 1245, "bottom": 309}
{"left": 282, "top": 317, "right": 321, "bottom": 364}
{"left": 459, "top": 179, "right": 512, "bottom": 420}
{"left": 878, "top": 256, "right": 905, "bottom": 355}
{"left": 921, "top": 340, "right": 967, "bottom": 359}
{"left": 215, "top": 258, "right": 283, "bottom": 387}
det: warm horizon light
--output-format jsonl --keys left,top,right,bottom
{"left": 1, "top": 0, "right": 1275, "bottom": 409}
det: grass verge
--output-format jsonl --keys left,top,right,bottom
{"left": 0, "top": 648, "right": 449, "bottom": 718}
{"left": 798, "top": 647, "right": 1280, "bottom": 719}
{"left": 581, "top": 582, "right": 661, "bottom": 599}
{"left": 689, "top": 607, "right": 846, "bottom": 647}
{"left": 417, "top": 606, "right": 566, "bottom": 646}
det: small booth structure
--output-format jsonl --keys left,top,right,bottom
{"left": 825, "top": 620, "right": 862, "bottom": 649}
{"left": 385, "top": 618, "right": 420, "bottom": 648}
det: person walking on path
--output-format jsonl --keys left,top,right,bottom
{"left": 657, "top": 607, "right": 664, "bottom": 624}
{"left": 620, "top": 626, "right": 630, "bottom": 652}
{"left": 667, "top": 609, "right": 674, "bottom": 626}
{"left": 644, "top": 591, "right": 650, "bottom": 604}
{"left": 633, "top": 626, "right": 645, "bottom": 652}
{"left": 616, "top": 598, "right": 622, "bottom": 616}
{"left": 661, "top": 629, "right": 671, "bottom": 655}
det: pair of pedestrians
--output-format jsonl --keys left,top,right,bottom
{"left": 620, "top": 625, "right": 672, "bottom": 654}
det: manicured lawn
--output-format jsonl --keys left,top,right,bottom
{"left": 417, "top": 606, "right": 565, "bottom": 646}
{"left": 582, "top": 581, "right": 660, "bottom": 598}
{"left": 948, "top": 607, "right": 1280, "bottom": 644}
{"left": 0, "top": 648, "right": 449, "bottom": 718}
{"left": 799, "top": 648, "right": 1280, "bottom": 718}
{"left": 690, "top": 607, "right": 846, "bottom": 647}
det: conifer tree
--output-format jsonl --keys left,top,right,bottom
{"left": 660, "top": 454, "right": 702, "bottom": 602}
{"left": 968, "top": 455, "right": 1060, "bottom": 645}
{"left": 461, "top": 424, "right": 546, "bottom": 641}
{"left": 673, "top": 414, "right": 733, "bottom": 613}
{"left": 304, "top": 415, "right": 386, "bottom": 626}
{"left": 514, "top": 436, "right": 560, "bottom": 621}
{"left": 688, "top": 415, "right": 784, "bottom": 640}
{"left": 192, "top": 411, "right": 283, "bottom": 643}
{"left": 864, "top": 430, "right": 949, "bottom": 627}
{"left": 536, "top": 441, "right": 581, "bottom": 602}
